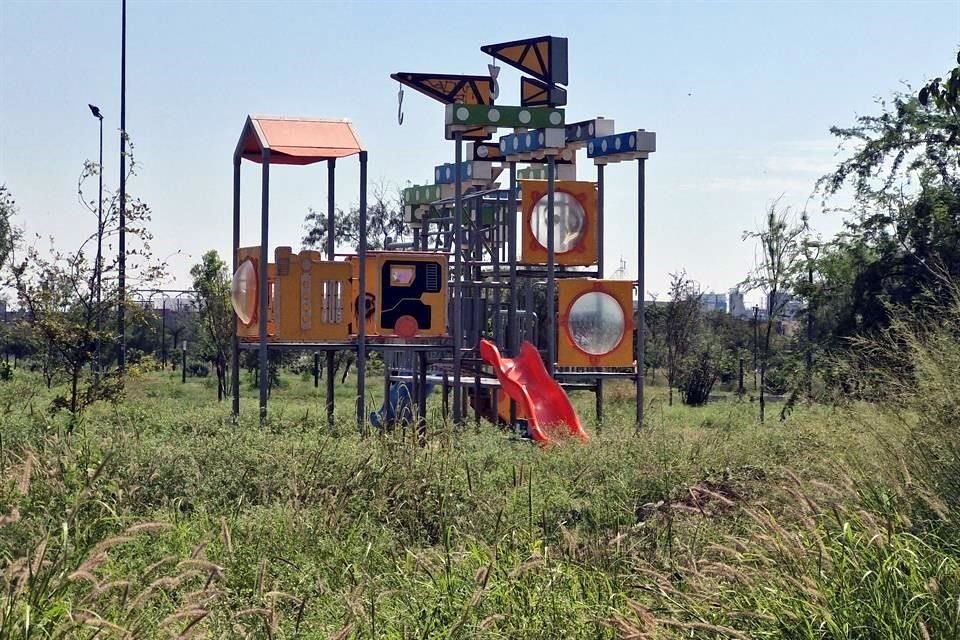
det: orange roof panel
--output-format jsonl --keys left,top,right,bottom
{"left": 237, "top": 116, "right": 364, "bottom": 165}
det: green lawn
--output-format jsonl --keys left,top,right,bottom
{"left": 1, "top": 366, "right": 957, "bottom": 639}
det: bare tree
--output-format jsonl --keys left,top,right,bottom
{"left": 302, "top": 179, "right": 407, "bottom": 251}
{"left": 190, "top": 250, "right": 233, "bottom": 401}
{"left": 8, "top": 148, "right": 162, "bottom": 420}
{"left": 742, "top": 201, "right": 806, "bottom": 422}
{"left": 0, "top": 185, "right": 20, "bottom": 276}
{"left": 664, "top": 271, "right": 702, "bottom": 406}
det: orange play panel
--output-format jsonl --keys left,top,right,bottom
{"left": 520, "top": 180, "right": 598, "bottom": 266}
{"left": 558, "top": 279, "right": 635, "bottom": 368}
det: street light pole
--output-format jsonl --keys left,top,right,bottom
{"left": 161, "top": 297, "right": 167, "bottom": 369}
{"left": 803, "top": 242, "right": 820, "bottom": 399}
{"left": 117, "top": 0, "right": 127, "bottom": 374}
{"left": 88, "top": 104, "right": 104, "bottom": 379}
{"left": 807, "top": 262, "right": 814, "bottom": 397}
{"left": 752, "top": 305, "right": 759, "bottom": 390}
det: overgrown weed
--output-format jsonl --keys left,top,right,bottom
{"left": 2, "top": 296, "right": 958, "bottom": 638}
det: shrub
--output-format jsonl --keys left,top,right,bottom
{"left": 616, "top": 281, "right": 960, "bottom": 639}
{"left": 186, "top": 362, "right": 210, "bottom": 378}
{"left": 858, "top": 282, "right": 960, "bottom": 513}
{"left": 679, "top": 349, "right": 721, "bottom": 406}
{"left": 615, "top": 475, "right": 960, "bottom": 639}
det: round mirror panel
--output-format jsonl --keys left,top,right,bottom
{"left": 529, "top": 191, "right": 585, "bottom": 254}
{"left": 567, "top": 291, "right": 625, "bottom": 355}
{"left": 231, "top": 259, "right": 257, "bottom": 325}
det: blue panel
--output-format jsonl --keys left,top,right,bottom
{"left": 566, "top": 120, "right": 596, "bottom": 142}
{"left": 499, "top": 128, "right": 565, "bottom": 156}
{"left": 434, "top": 161, "right": 474, "bottom": 185}
{"left": 587, "top": 132, "right": 640, "bottom": 158}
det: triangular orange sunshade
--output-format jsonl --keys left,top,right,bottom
{"left": 481, "top": 36, "right": 568, "bottom": 86}
{"left": 520, "top": 77, "right": 567, "bottom": 107}
{"left": 390, "top": 72, "right": 494, "bottom": 105}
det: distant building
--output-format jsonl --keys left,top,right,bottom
{"left": 738, "top": 304, "right": 767, "bottom": 322}
{"left": 768, "top": 292, "right": 803, "bottom": 319}
{"left": 783, "top": 299, "right": 805, "bottom": 319}
{"left": 728, "top": 289, "right": 748, "bottom": 317}
{"left": 701, "top": 292, "right": 727, "bottom": 314}
{"left": 633, "top": 299, "right": 669, "bottom": 312}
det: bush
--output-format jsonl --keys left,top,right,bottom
{"left": 186, "top": 362, "right": 210, "bottom": 378}
{"left": 615, "top": 475, "right": 960, "bottom": 639}
{"left": 679, "top": 349, "right": 721, "bottom": 406}
{"left": 763, "top": 364, "right": 789, "bottom": 395}
{"left": 616, "top": 282, "right": 960, "bottom": 639}
{"left": 859, "top": 282, "right": 960, "bottom": 513}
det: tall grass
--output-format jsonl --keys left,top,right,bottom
{"left": 1, "top": 290, "right": 959, "bottom": 638}
{"left": 615, "top": 286, "right": 960, "bottom": 639}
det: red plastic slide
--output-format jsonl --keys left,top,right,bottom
{"left": 478, "top": 339, "right": 588, "bottom": 445}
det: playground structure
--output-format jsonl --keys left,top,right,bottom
{"left": 230, "top": 36, "right": 655, "bottom": 443}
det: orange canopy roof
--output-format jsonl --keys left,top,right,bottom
{"left": 236, "top": 116, "right": 364, "bottom": 165}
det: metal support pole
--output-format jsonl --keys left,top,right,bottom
{"left": 492, "top": 189, "right": 502, "bottom": 347}
{"left": 326, "top": 158, "right": 336, "bottom": 428}
{"left": 160, "top": 298, "right": 166, "bottom": 369}
{"left": 595, "top": 163, "right": 605, "bottom": 427}
{"left": 95, "top": 115, "right": 103, "bottom": 381}
{"left": 753, "top": 306, "right": 759, "bottom": 390}
{"left": 327, "top": 158, "right": 337, "bottom": 260}
{"left": 258, "top": 150, "right": 271, "bottom": 424}
{"left": 232, "top": 156, "right": 241, "bottom": 417}
{"left": 636, "top": 158, "right": 646, "bottom": 430}
{"left": 452, "top": 132, "right": 464, "bottom": 425}
{"left": 182, "top": 345, "right": 187, "bottom": 383}
{"left": 806, "top": 261, "right": 814, "bottom": 398}
{"left": 417, "top": 350, "right": 427, "bottom": 444}
{"left": 474, "top": 371, "right": 481, "bottom": 430}
{"left": 383, "top": 349, "right": 392, "bottom": 428}
{"left": 356, "top": 151, "right": 368, "bottom": 430}
{"left": 471, "top": 198, "right": 482, "bottom": 350}
{"left": 595, "top": 163, "right": 604, "bottom": 274}
{"left": 546, "top": 156, "right": 556, "bottom": 377}
{"left": 508, "top": 162, "right": 518, "bottom": 425}
{"left": 442, "top": 371, "right": 449, "bottom": 419}
{"left": 314, "top": 352, "right": 320, "bottom": 388}
{"left": 523, "top": 278, "right": 533, "bottom": 344}
{"left": 117, "top": 0, "right": 127, "bottom": 374}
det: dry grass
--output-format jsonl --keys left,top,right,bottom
{"left": 2, "top": 297, "right": 959, "bottom": 638}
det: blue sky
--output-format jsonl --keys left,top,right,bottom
{"left": 1, "top": 0, "right": 957, "bottom": 300}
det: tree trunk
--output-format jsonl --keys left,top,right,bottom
{"left": 759, "top": 365, "right": 766, "bottom": 423}
{"left": 70, "top": 365, "right": 80, "bottom": 415}
{"left": 738, "top": 358, "right": 745, "bottom": 397}
{"left": 216, "top": 355, "right": 226, "bottom": 402}
{"left": 760, "top": 319, "right": 774, "bottom": 423}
